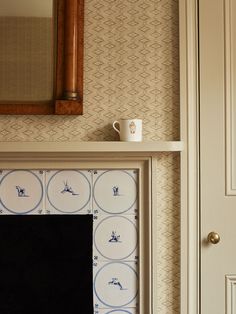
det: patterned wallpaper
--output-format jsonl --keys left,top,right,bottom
{"left": 0, "top": 17, "right": 53, "bottom": 102}
{"left": 0, "top": 0, "right": 180, "bottom": 313}
{"left": 156, "top": 153, "right": 180, "bottom": 314}
{"left": 0, "top": 0, "right": 179, "bottom": 142}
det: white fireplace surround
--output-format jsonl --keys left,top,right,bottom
{"left": 0, "top": 141, "right": 183, "bottom": 314}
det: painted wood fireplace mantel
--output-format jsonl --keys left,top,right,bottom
{"left": 0, "top": 140, "right": 183, "bottom": 314}
{"left": 0, "top": 141, "right": 184, "bottom": 155}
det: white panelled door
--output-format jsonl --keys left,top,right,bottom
{"left": 199, "top": 0, "right": 236, "bottom": 313}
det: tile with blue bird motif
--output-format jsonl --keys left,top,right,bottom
{"left": 45, "top": 170, "right": 92, "bottom": 214}
{"left": 92, "top": 170, "right": 138, "bottom": 216}
{"left": 0, "top": 170, "right": 44, "bottom": 215}
{"left": 93, "top": 261, "right": 138, "bottom": 310}
{"left": 93, "top": 215, "right": 138, "bottom": 263}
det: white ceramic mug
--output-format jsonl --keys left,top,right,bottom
{"left": 113, "top": 119, "right": 142, "bottom": 141}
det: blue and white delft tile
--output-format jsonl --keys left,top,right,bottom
{"left": 0, "top": 170, "right": 44, "bottom": 215}
{"left": 45, "top": 170, "right": 92, "bottom": 214}
{"left": 94, "top": 308, "right": 137, "bottom": 314}
{"left": 93, "top": 170, "right": 138, "bottom": 216}
{"left": 93, "top": 215, "right": 138, "bottom": 262}
{"left": 93, "top": 261, "right": 138, "bottom": 309}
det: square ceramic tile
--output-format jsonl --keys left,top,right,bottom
{"left": 93, "top": 261, "right": 138, "bottom": 309}
{"left": 94, "top": 309, "right": 137, "bottom": 314}
{"left": 0, "top": 170, "right": 44, "bottom": 215}
{"left": 45, "top": 170, "right": 92, "bottom": 214}
{"left": 92, "top": 170, "right": 138, "bottom": 215}
{"left": 93, "top": 215, "right": 138, "bottom": 262}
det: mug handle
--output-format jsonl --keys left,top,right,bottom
{"left": 113, "top": 121, "right": 120, "bottom": 134}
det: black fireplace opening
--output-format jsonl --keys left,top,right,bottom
{"left": 0, "top": 215, "right": 93, "bottom": 314}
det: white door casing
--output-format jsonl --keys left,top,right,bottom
{"left": 179, "top": 0, "right": 199, "bottom": 313}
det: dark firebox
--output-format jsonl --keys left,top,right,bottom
{"left": 0, "top": 215, "right": 93, "bottom": 314}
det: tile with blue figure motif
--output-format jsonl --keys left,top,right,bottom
{"left": 93, "top": 215, "right": 138, "bottom": 262}
{"left": 93, "top": 261, "right": 138, "bottom": 310}
{"left": 92, "top": 170, "right": 138, "bottom": 216}
{"left": 45, "top": 170, "right": 92, "bottom": 214}
{"left": 0, "top": 170, "right": 44, "bottom": 215}
{"left": 94, "top": 308, "right": 138, "bottom": 314}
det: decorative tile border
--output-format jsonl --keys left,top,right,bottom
{"left": 0, "top": 169, "right": 139, "bottom": 313}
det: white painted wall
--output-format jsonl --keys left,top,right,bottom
{"left": 0, "top": 0, "right": 52, "bottom": 17}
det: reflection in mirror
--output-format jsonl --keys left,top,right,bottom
{"left": 0, "top": 0, "right": 54, "bottom": 102}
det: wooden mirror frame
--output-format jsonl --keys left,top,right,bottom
{"left": 0, "top": 0, "right": 84, "bottom": 115}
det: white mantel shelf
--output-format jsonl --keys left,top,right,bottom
{"left": 0, "top": 141, "right": 184, "bottom": 155}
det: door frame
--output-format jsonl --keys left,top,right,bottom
{"left": 179, "top": 0, "right": 200, "bottom": 313}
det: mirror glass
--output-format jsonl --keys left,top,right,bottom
{"left": 0, "top": 0, "right": 54, "bottom": 102}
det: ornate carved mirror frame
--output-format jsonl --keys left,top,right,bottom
{"left": 0, "top": 0, "right": 84, "bottom": 115}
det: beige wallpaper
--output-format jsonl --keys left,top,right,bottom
{"left": 0, "top": 17, "right": 53, "bottom": 101}
{"left": 156, "top": 153, "right": 180, "bottom": 313}
{"left": 0, "top": 0, "right": 179, "bottom": 142}
{"left": 0, "top": 0, "right": 180, "bottom": 313}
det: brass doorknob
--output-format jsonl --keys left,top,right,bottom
{"left": 207, "top": 232, "right": 220, "bottom": 244}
